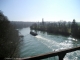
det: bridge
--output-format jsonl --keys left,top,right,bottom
{"left": 21, "top": 46, "right": 80, "bottom": 60}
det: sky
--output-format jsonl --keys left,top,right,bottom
{"left": 0, "top": 0, "right": 80, "bottom": 22}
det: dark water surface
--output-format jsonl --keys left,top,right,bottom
{"left": 18, "top": 27, "right": 80, "bottom": 60}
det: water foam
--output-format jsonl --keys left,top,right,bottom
{"left": 68, "top": 37, "right": 77, "bottom": 41}
{"left": 35, "top": 35, "right": 72, "bottom": 51}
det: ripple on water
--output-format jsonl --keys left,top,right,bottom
{"left": 19, "top": 28, "right": 80, "bottom": 60}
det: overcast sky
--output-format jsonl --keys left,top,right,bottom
{"left": 0, "top": 0, "right": 80, "bottom": 22}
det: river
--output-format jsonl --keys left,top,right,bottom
{"left": 18, "top": 27, "right": 80, "bottom": 60}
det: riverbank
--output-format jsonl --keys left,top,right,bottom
{"left": 30, "top": 20, "right": 80, "bottom": 38}
{"left": 11, "top": 33, "right": 24, "bottom": 58}
{"left": 18, "top": 27, "right": 80, "bottom": 60}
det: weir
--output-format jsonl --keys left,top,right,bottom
{"left": 22, "top": 46, "right": 80, "bottom": 60}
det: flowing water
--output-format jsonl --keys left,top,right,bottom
{"left": 18, "top": 27, "right": 80, "bottom": 60}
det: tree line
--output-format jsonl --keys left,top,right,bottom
{"left": 30, "top": 19, "right": 80, "bottom": 38}
{"left": 0, "top": 11, "right": 20, "bottom": 58}
{"left": 10, "top": 21, "right": 35, "bottom": 29}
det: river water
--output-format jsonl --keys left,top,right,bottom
{"left": 18, "top": 27, "right": 80, "bottom": 60}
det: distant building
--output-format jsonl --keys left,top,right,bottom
{"left": 42, "top": 18, "right": 44, "bottom": 25}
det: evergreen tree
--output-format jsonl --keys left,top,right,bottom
{"left": 71, "top": 19, "right": 78, "bottom": 37}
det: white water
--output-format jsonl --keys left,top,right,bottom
{"left": 35, "top": 35, "right": 73, "bottom": 51}
{"left": 35, "top": 35, "right": 80, "bottom": 60}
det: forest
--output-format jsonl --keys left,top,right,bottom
{"left": 30, "top": 19, "right": 80, "bottom": 38}
{"left": 0, "top": 11, "right": 20, "bottom": 58}
{"left": 11, "top": 21, "right": 34, "bottom": 29}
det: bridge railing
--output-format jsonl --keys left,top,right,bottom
{"left": 22, "top": 46, "right": 80, "bottom": 60}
